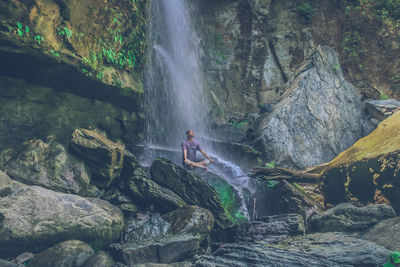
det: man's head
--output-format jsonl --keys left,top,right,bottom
{"left": 186, "top": 129, "right": 194, "bottom": 139}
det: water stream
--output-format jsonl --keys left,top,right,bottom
{"left": 143, "top": 0, "right": 253, "bottom": 220}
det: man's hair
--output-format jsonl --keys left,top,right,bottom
{"left": 186, "top": 129, "right": 192, "bottom": 135}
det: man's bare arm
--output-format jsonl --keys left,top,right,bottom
{"left": 200, "top": 149, "right": 214, "bottom": 163}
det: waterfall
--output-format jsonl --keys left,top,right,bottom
{"left": 144, "top": 0, "right": 253, "bottom": 220}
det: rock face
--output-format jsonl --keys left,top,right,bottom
{"left": 320, "top": 110, "right": 400, "bottom": 214}
{"left": 366, "top": 99, "right": 400, "bottom": 121}
{"left": 0, "top": 171, "right": 124, "bottom": 257}
{"left": 82, "top": 251, "right": 114, "bottom": 267}
{"left": 280, "top": 232, "right": 389, "bottom": 266}
{"left": 28, "top": 240, "right": 95, "bottom": 267}
{"left": 0, "top": 139, "right": 90, "bottom": 194}
{"left": 150, "top": 158, "right": 233, "bottom": 228}
{"left": 254, "top": 46, "right": 368, "bottom": 169}
{"left": 162, "top": 206, "right": 215, "bottom": 235}
{"left": 110, "top": 234, "right": 200, "bottom": 265}
{"left": 363, "top": 217, "right": 400, "bottom": 251}
{"left": 212, "top": 213, "right": 305, "bottom": 244}
{"left": 123, "top": 213, "right": 171, "bottom": 243}
{"left": 194, "top": 242, "right": 342, "bottom": 267}
{"left": 309, "top": 203, "right": 396, "bottom": 233}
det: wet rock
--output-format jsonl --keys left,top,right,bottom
{"left": 162, "top": 206, "right": 215, "bottom": 235}
{"left": 133, "top": 263, "right": 192, "bottom": 267}
{"left": 0, "top": 171, "right": 123, "bottom": 257}
{"left": 102, "top": 188, "right": 134, "bottom": 205}
{"left": 309, "top": 203, "right": 395, "bottom": 233}
{"left": 10, "top": 252, "right": 34, "bottom": 265}
{"left": 83, "top": 251, "right": 114, "bottom": 267}
{"left": 0, "top": 139, "right": 90, "bottom": 194}
{"left": 365, "top": 99, "right": 400, "bottom": 121}
{"left": 28, "top": 240, "right": 95, "bottom": 267}
{"left": 110, "top": 234, "right": 200, "bottom": 265}
{"left": 125, "top": 172, "right": 186, "bottom": 213}
{"left": 150, "top": 158, "right": 233, "bottom": 228}
{"left": 279, "top": 232, "right": 389, "bottom": 266}
{"left": 320, "top": 110, "right": 400, "bottom": 214}
{"left": 212, "top": 213, "right": 304, "bottom": 244}
{"left": 254, "top": 46, "right": 368, "bottom": 169}
{"left": 123, "top": 213, "right": 170, "bottom": 243}
{"left": 363, "top": 217, "right": 400, "bottom": 251}
{"left": 193, "top": 242, "right": 342, "bottom": 267}
{"left": 0, "top": 259, "right": 25, "bottom": 267}
{"left": 70, "top": 129, "right": 136, "bottom": 188}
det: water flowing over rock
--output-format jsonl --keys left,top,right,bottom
{"left": 363, "top": 217, "right": 400, "bottom": 251}
{"left": 150, "top": 158, "right": 233, "bottom": 228}
{"left": 279, "top": 232, "right": 389, "bottom": 266}
{"left": 0, "top": 171, "right": 123, "bottom": 257}
{"left": 162, "top": 206, "right": 215, "bottom": 235}
{"left": 0, "top": 139, "right": 90, "bottom": 194}
{"left": 254, "top": 46, "right": 369, "bottom": 169}
{"left": 320, "top": 110, "right": 400, "bottom": 213}
{"left": 28, "top": 240, "right": 95, "bottom": 267}
{"left": 82, "top": 251, "right": 114, "bottom": 267}
{"left": 212, "top": 213, "right": 305, "bottom": 244}
{"left": 0, "top": 260, "right": 25, "bottom": 267}
{"left": 309, "top": 203, "right": 396, "bottom": 233}
{"left": 193, "top": 242, "right": 342, "bottom": 267}
{"left": 110, "top": 234, "right": 200, "bottom": 265}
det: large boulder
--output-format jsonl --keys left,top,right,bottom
{"left": 0, "top": 171, "right": 124, "bottom": 257}
{"left": 320, "top": 110, "right": 400, "bottom": 213}
{"left": 254, "top": 46, "right": 369, "bottom": 169}
{"left": 82, "top": 251, "right": 114, "bottom": 267}
{"left": 309, "top": 203, "right": 396, "bottom": 233}
{"left": 0, "top": 139, "right": 90, "bottom": 194}
{"left": 28, "top": 240, "right": 95, "bottom": 267}
{"left": 162, "top": 206, "right": 215, "bottom": 235}
{"left": 194, "top": 242, "right": 341, "bottom": 267}
{"left": 70, "top": 129, "right": 137, "bottom": 188}
{"left": 362, "top": 217, "right": 400, "bottom": 251}
{"left": 150, "top": 158, "right": 233, "bottom": 228}
{"left": 110, "top": 234, "right": 200, "bottom": 265}
{"left": 279, "top": 232, "right": 389, "bottom": 266}
{"left": 123, "top": 213, "right": 170, "bottom": 243}
{"left": 124, "top": 167, "right": 187, "bottom": 213}
{"left": 212, "top": 213, "right": 305, "bottom": 244}
{"left": 365, "top": 99, "right": 400, "bottom": 122}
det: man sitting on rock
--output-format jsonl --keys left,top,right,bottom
{"left": 181, "top": 129, "right": 214, "bottom": 170}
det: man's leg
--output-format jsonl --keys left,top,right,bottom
{"left": 184, "top": 159, "right": 207, "bottom": 170}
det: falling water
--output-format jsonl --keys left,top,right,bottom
{"left": 144, "top": 0, "right": 252, "bottom": 220}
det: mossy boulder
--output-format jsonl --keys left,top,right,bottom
{"left": 0, "top": 171, "right": 124, "bottom": 258}
{"left": 0, "top": 139, "right": 90, "bottom": 195}
{"left": 320, "top": 111, "right": 400, "bottom": 213}
{"left": 70, "top": 128, "right": 137, "bottom": 188}
{"left": 150, "top": 158, "right": 233, "bottom": 229}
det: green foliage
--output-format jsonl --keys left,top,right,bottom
{"left": 332, "top": 64, "right": 341, "bottom": 70}
{"left": 34, "top": 35, "right": 44, "bottom": 45}
{"left": 50, "top": 49, "right": 60, "bottom": 57}
{"left": 297, "top": 2, "right": 314, "bottom": 20}
{"left": 265, "top": 161, "right": 276, "bottom": 168}
{"left": 229, "top": 120, "right": 247, "bottom": 129}
{"left": 380, "top": 90, "right": 390, "bottom": 99}
{"left": 57, "top": 26, "right": 73, "bottom": 39}
{"left": 391, "top": 74, "right": 400, "bottom": 90}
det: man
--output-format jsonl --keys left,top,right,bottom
{"left": 181, "top": 129, "right": 214, "bottom": 170}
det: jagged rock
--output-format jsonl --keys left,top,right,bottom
{"left": 0, "top": 259, "right": 25, "bottom": 267}
{"left": 193, "top": 242, "right": 342, "bottom": 267}
{"left": 125, "top": 171, "right": 186, "bottom": 213}
{"left": 110, "top": 234, "right": 200, "bottom": 265}
{"left": 123, "top": 213, "right": 170, "bottom": 243}
{"left": 10, "top": 252, "right": 34, "bottom": 265}
{"left": 362, "top": 217, "right": 400, "bottom": 251}
{"left": 162, "top": 206, "right": 215, "bottom": 235}
{"left": 320, "top": 110, "right": 400, "bottom": 214}
{"left": 254, "top": 46, "right": 369, "bottom": 169}
{"left": 118, "top": 203, "right": 140, "bottom": 214}
{"left": 150, "top": 158, "right": 233, "bottom": 228}
{"left": 0, "top": 139, "right": 90, "bottom": 194}
{"left": 279, "top": 232, "right": 389, "bottom": 266}
{"left": 212, "top": 213, "right": 304, "bottom": 244}
{"left": 83, "top": 251, "right": 114, "bottom": 267}
{"left": 309, "top": 203, "right": 395, "bottom": 233}
{"left": 248, "top": 178, "right": 323, "bottom": 220}
{"left": 102, "top": 188, "right": 134, "bottom": 205}
{"left": 28, "top": 240, "right": 95, "bottom": 267}
{"left": 70, "top": 129, "right": 136, "bottom": 188}
{"left": 365, "top": 99, "right": 400, "bottom": 121}
{"left": 133, "top": 263, "right": 192, "bottom": 267}
{"left": 0, "top": 171, "right": 123, "bottom": 257}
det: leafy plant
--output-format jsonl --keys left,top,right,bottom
{"left": 380, "top": 90, "right": 390, "bottom": 100}
{"left": 50, "top": 50, "right": 60, "bottom": 57}
{"left": 297, "top": 2, "right": 314, "bottom": 20}
{"left": 34, "top": 35, "right": 44, "bottom": 45}
{"left": 265, "top": 161, "right": 276, "bottom": 168}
